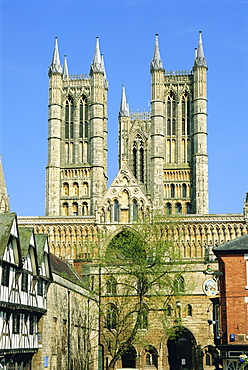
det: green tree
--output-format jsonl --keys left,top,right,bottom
{"left": 87, "top": 219, "right": 191, "bottom": 370}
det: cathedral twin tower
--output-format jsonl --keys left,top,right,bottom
{"left": 45, "top": 33, "right": 208, "bottom": 221}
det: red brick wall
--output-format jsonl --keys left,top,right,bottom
{"left": 219, "top": 253, "right": 248, "bottom": 344}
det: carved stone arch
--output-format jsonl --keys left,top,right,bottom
{"left": 121, "top": 176, "right": 129, "bottom": 185}
{"left": 63, "top": 92, "right": 74, "bottom": 105}
{"left": 101, "top": 226, "right": 108, "bottom": 234}
{"left": 167, "top": 89, "right": 176, "bottom": 99}
{"left": 130, "top": 129, "right": 146, "bottom": 146}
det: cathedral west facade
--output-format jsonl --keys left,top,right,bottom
{"left": 46, "top": 32, "right": 208, "bottom": 220}
{"left": 15, "top": 32, "right": 248, "bottom": 370}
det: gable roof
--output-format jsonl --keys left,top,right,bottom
{"left": 50, "top": 253, "right": 83, "bottom": 286}
{"left": 214, "top": 233, "right": 248, "bottom": 255}
{"left": 19, "top": 227, "right": 34, "bottom": 259}
{"left": 0, "top": 213, "right": 18, "bottom": 258}
{"left": 97, "top": 164, "right": 151, "bottom": 209}
{"left": 35, "top": 234, "right": 53, "bottom": 281}
{"left": 35, "top": 234, "right": 48, "bottom": 267}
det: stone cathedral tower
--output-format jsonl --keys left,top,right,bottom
{"left": 45, "top": 38, "right": 108, "bottom": 216}
{"left": 118, "top": 32, "right": 208, "bottom": 215}
{"left": 46, "top": 32, "right": 208, "bottom": 218}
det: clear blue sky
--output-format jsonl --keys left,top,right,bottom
{"left": 0, "top": 0, "right": 247, "bottom": 216}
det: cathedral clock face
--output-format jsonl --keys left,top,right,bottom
{"left": 202, "top": 279, "right": 218, "bottom": 296}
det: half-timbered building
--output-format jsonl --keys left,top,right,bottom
{"left": 0, "top": 214, "right": 52, "bottom": 369}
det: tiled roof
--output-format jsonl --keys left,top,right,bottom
{"left": 19, "top": 227, "right": 33, "bottom": 258}
{"left": 35, "top": 234, "right": 47, "bottom": 267}
{"left": 50, "top": 253, "right": 83, "bottom": 286}
{"left": 214, "top": 233, "right": 248, "bottom": 254}
{"left": 0, "top": 213, "right": 16, "bottom": 257}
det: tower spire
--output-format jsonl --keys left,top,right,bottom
{"left": 0, "top": 156, "right": 10, "bottom": 213}
{"left": 119, "top": 85, "right": 129, "bottom": 117}
{"left": 49, "top": 37, "right": 62, "bottom": 74}
{"left": 194, "top": 31, "right": 206, "bottom": 66}
{"left": 150, "top": 34, "right": 163, "bottom": 71}
{"left": 63, "top": 55, "right": 69, "bottom": 79}
{"left": 90, "top": 37, "right": 104, "bottom": 73}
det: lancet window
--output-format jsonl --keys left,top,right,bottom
{"left": 167, "top": 92, "right": 176, "bottom": 136}
{"left": 79, "top": 96, "right": 88, "bottom": 139}
{"left": 174, "top": 275, "right": 185, "bottom": 293}
{"left": 113, "top": 199, "right": 119, "bottom": 222}
{"left": 65, "top": 96, "right": 74, "bottom": 139}
{"left": 181, "top": 94, "right": 191, "bottom": 135}
{"left": 133, "top": 199, "right": 138, "bottom": 221}
{"left": 132, "top": 135, "right": 145, "bottom": 183}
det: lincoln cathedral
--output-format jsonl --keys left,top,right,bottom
{"left": 0, "top": 32, "right": 248, "bottom": 369}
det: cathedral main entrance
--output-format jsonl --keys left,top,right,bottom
{"left": 167, "top": 327, "right": 197, "bottom": 370}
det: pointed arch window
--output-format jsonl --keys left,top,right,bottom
{"left": 132, "top": 135, "right": 145, "bottom": 182}
{"left": 65, "top": 96, "right": 74, "bottom": 139}
{"left": 140, "top": 146, "right": 144, "bottom": 183}
{"left": 106, "top": 303, "right": 117, "bottom": 330}
{"left": 133, "top": 144, "right": 137, "bottom": 178}
{"left": 187, "top": 99, "right": 191, "bottom": 134}
{"left": 174, "top": 275, "right": 185, "bottom": 293}
{"left": 167, "top": 93, "right": 176, "bottom": 136}
{"left": 79, "top": 96, "right": 88, "bottom": 139}
{"left": 113, "top": 199, "right": 119, "bottom": 222}
{"left": 182, "top": 94, "right": 191, "bottom": 135}
{"left": 133, "top": 199, "right": 138, "bottom": 221}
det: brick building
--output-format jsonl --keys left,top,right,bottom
{"left": 214, "top": 233, "right": 248, "bottom": 369}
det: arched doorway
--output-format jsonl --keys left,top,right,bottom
{"left": 167, "top": 327, "right": 197, "bottom": 370}
{"left": 121, "top": 346, "right": 137, "bottom": 368}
